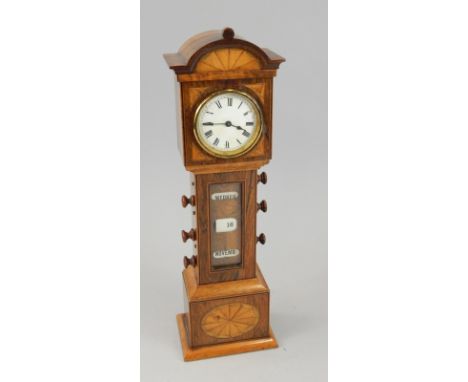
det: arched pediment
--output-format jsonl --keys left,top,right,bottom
{"left": 164, "top": 28, "right": 284, "bottom": 74}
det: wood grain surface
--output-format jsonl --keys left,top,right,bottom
{"left": 176, "top": 313, "right": 278, "bottom": 361}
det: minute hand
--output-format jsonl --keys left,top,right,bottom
{"left": 202, "top": 122, "right": 227, "bottom": 126}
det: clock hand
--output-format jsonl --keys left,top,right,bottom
{"left": 202, "top": 122, "right": 226, "bottom": 126}
{"left": 230, "top": 123, "right": 249, "bottom": 133}
{"left": 204, "top": 121, "right": 250, "bottom": 132}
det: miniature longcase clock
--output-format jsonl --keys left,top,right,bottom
{"left": 164, "top": 27, "right": 284, "bottom": 361}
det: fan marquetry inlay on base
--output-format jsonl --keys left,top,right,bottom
{"left": 201, "top": 303, "right": 259, "bottom": 339}
{"left": 195, "top": 48, "right": 261, "bottom": 72}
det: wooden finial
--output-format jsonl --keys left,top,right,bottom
{"left": 181, "top": 229, "right": 197, "bottom": 242}
{"left": 183, "top": 255, "right": 197, "bottom": 268}
{"left": 257, "top": 172, "right": 268, "bottom": 184}
{"left": 257, "top": 233, "right": 266, "bottom": 245}
{"left": 181, "top": 195, "right": 196, "bottom": 208}
{"left": 223, "top": 27, "right": 235, "bottom": 40}
{"left": 257, "top": 200, "right": 268, "bottom": 213}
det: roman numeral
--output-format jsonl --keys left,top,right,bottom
{"left": 215, "top": 100, "right": 222, "bottom": 109}
{"left": 238, "top": 101, "right": 243, "bottom": 109}
{"left": 227, "top": 98, "right": 233, "bottom": 106}
{"left": 242, "top": 130, "right": 251, "bottom": 137}
{"left": 205, "top": 130, "right": 213, "bottom": 138}
{"left": 236, "top": 139, "right": 242, "bottom": 145}
{"left": 225, "top": 141, "right": 230, "bottom": 148}
{"left": 213, "top": 138, "right": 220, "bottom": 146}
{"left": 243, "top": 111, "right": 249, "bottom": 116}
{"left": 246, "top": 122, "right": 254, "bottom": 126}
{"left": 202, "top": 122, "right": 213, "bottom": 126}
{"left": 205, "top": 111, "right": 214, "bottom": 115}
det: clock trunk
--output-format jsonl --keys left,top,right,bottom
{"left": 192, "top": 170, "right": 258, "bottom": 284}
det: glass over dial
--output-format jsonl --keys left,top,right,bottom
{"left": 194, "top": 90, "right": 263, "bottom": 158}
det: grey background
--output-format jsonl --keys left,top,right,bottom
{"left": 141, "top": 0, "right": 327, "bottom": 380}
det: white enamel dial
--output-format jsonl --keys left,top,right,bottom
{"left": 194, "top": 90, "right": 263, "bottom": 158}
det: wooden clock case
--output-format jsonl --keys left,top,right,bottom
{"left": 164, "top": 27, "right": 284, "bottom": 361}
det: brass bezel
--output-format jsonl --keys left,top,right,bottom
{"left": 193, "top": 89, "right": 264, "bottom": 159}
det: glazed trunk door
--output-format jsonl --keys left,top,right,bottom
{"left": 196, "top": 170, "right": 257, "bottom": 284}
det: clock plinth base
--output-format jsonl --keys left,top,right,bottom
{"left": 176, "top": 313, "right": 278, "bottom": 361}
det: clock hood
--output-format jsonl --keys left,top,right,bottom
{"left": 164, "top": 27, "right": 285, "bottom": 75}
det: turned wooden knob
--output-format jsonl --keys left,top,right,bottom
{"left": 257, "top": 233, "right": 266, "bottom": 245}
{"left": 181, "top": 229, "right": 196, "bottom": 242}
{"left": 257, "top": 200, "right": 268, "bottom": 213}
{"left": 257, "top": 172, "right": 267, "bottom": 184}
{"left": 183, "top": 255, "right": 197, "bottom": 268}
{"left": 181, "top": 195, "right": 195, "bottom": 208}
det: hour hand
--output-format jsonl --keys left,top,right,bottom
{"left": 202, "top": 122, "right": 225, "bottom": 126}
{"left": 231, "top": 124, "right": 248, "bottom": 132}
